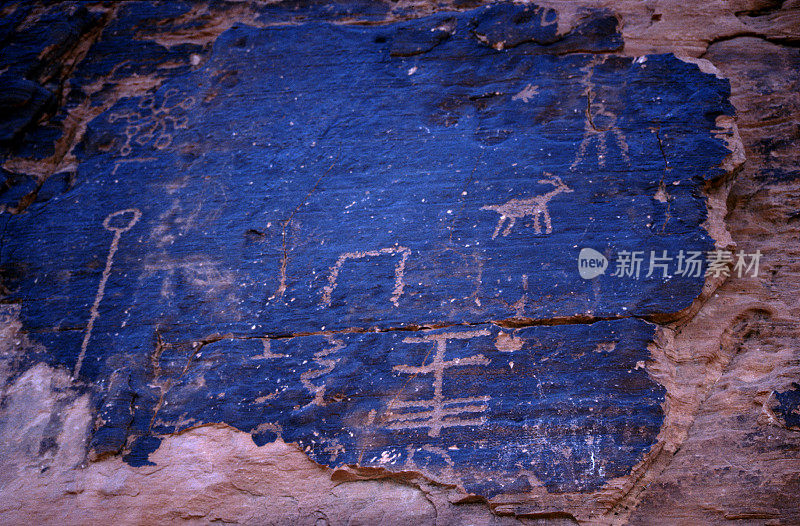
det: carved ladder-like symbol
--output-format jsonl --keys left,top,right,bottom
{"left": 74, "top": 208, "right": 141, "bottom": 378}
{"left": 385, "top": 330, "right": 491, "bottom": 438}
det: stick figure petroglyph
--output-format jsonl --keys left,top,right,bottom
{"left": 481, "top": 175, "right": 573, "bottom": 239}
{"left": 572, "top": 94, "right": 630, "bottom": 169}
{"left": 385, "top": 330, "right": 491, "bottom": 438}
{"left": 571, "top": 59, "right": 630, "bottom": 169}
{"left": 321, "top": 246, "right": 410, "bottom": 308}
{"left": 74, "top": 208, "right": 141, "bottom": 378}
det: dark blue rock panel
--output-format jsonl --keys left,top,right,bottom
{"left": 773, "top": 383, "right": 800, "bottom": 431}
{"left": 3, "top": 9, "right": 732, "bottom": 352}
{"left": 121, "top": 318, "right": 662, "bottom": 495}
{"left": 0, "top": 2, "right": 736, "bottom": 498}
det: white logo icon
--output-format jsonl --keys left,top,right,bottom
{"left": 578, "top": 248, "right": 608, "bottom": 279}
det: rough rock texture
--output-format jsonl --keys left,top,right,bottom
{"left": 0, "top": 1, "right": 798, "bottom": 525}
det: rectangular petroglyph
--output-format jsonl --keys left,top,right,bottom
{"left": 321, "top": 247, "right": 410, "bottom": 308}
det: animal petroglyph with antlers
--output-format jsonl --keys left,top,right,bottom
{"left": 481, "top": 175, "right": 573, "bottom": 239}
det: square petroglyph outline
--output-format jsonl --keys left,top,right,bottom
{"left": 321, "top": 246, "right": 411, "bottom": 308}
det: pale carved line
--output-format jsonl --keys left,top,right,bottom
{"left": 255, "top": 339, "right": 288, "bottom": 359}
{"left": 74, "top": 208, "right": 141, "bottom": 378}
{"left": 301, "top": 338, "right": 345, "bottom": 407}
{"left": 386, "top": 330, "right": 491, "bottom": 438}
{"left": 320, "top": 246, "right": 411, "bottom": 308}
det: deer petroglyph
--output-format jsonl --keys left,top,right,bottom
{"left": 481, "top": 175, "right": 573, "bottom": 239}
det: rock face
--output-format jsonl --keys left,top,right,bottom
{"left": 0, "top": 1, "right": 797, "bottom": 525}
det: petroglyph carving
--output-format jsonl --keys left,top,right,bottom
{"left": 274, "top": 154, "right": 339, "bottom": 302}
{"left": 385, "top": 330, "right": 491, "bottom": 438}
{"left": 75, "top": 208, "right": 141, "bottom": 378}
{"left": 142, "top": 255, "right": 236, "bottom": 301}
{"left": 301, "top": 338, "right": 344, "bottom": 407}
{"left": 255, "top": 339, "right": 287, "bottom": 360}
{"left": 111, "top": 157, "right": 157, "bottom": 176}
{"left": 148, "top": 191, "right": 224, "bottom": 250}
{"left": 571, "top": 61, "right": 629, "bottom": 169}
{"left": 150, "top": 199, "right": 203, "bottom": 249}
{"left": 512, "top": 83, "right": 539, "bottom": 103}
{"left": 481, "top": 175, "right": 573, "bottom": 238}
{"left": 108, "top": 88, "right": 195, "bottom": 156}
{"left": 321, "top": 246, "right": 410, "bottom": 307}
{"left": 495, "top": 331, "right": 524, "bottom": 352}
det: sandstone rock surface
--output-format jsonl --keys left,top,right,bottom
{"left": 0, "top": 1, "right": 798, "bottom": 525}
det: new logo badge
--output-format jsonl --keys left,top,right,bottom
{"left": 578, "top": 248, "right": 608, "bottom": 279}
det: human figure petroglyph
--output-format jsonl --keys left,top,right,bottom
{"left": 385, "top": 330, "right": 491, "bottom": 438}
{"left": 74, "top": 208, "right": 141, "bottom": 378}
{"left": 321, "top": 246, "right": 410, "bottom": 307}
{"left": 571, "top": 59, "right": 630, "bottom": 169}
{"left": 572, "top": 96, "right": 630, "bottom": 169}
{"left": 481, "top": 175, "right": 573, "bottom": 239}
